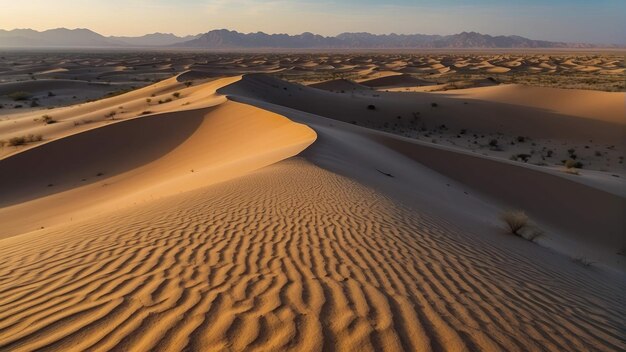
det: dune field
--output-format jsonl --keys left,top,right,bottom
{"left": 0, "top": 53, "right": 625, "bottom": 351}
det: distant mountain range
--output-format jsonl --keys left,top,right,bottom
{"left": 0, "top": 28, "right": 200, "bottom": 47}
{"left": 0, "top": 28, "right": 614, "bottom": 49}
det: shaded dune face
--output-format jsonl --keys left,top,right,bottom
{"left": 0, "top": 108, "right": 205, "bottom": 207}
{"left": 218, "top": 74, "right": 624, "bottom": 145}
{"left": 0, "top": 160, "right": 623, "bottom": 352}
{"left": 0, "top": 97, "right": 316, "bottom": 239}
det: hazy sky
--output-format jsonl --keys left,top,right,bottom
{"left": 1, "top": 0, "right": 624, "bottom": 44}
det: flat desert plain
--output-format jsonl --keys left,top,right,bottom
{"left": 0, "top": 52, "right": 624, "bottom": 351}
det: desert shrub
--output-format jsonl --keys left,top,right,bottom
{"left": 367, "top": 104, "right": 376, "bottom": 110}
{"left": 564, "top": 159, "right": 583, "bottom": 169}
{"left": 431, "top": 102, "right": 438, "bottom": 107}
{"left": 9, "top": 137, "right": 26, "bottom": 146}
{"left": 515, "top": 153, "right": 531, "bottom": 162}
{"left": 140, "top": 111, "right": 152, "bottom": 115}
{"left": 489, "top": 139, "right": 499, "bottom": 147}
{"left": 8, "top": 91, "right": 31, "bottom": 101}
{"left": 516, "top": 136, "right": 526, "bottom": 143}
{"left": 105, "top": 111, "right": 117, "bottom": 118}
{"left": 146, "top": 98, "right": 152, "bottom": 103}
{"left": 41, "top": 115, "right": 56, "bottom": 124}
{"left": 172, "top": 92, "right": 181, "bottom": 98}
{"left": 8, "top": 134, "right": 42, "bottom": 146}
{"left": 47, "top": 91, "right": 56, "bottom": 97}
{"left": 500, "top": 210, "right": 528, "bottom": 236}
{"left": 184, "top": 81, "right": 193, "bottom": 87}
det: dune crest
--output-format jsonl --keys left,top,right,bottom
{"left": 0, "top": 75, "right": 316, "bottom": 238}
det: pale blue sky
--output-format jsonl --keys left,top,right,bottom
{"left": 1, "top": 0, "right": 624, "bottom": 43}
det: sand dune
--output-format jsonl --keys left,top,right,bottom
{"left": 0, "top": 70, "right": 624, "bottom": 351}
{"left": 0, "top": 76, "right": 315, "bottom": 238}
{"left": 1, "top": 158, "right": 624, "bottom": 351}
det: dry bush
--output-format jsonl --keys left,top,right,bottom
{"left": 41, "top": 115, "right": 56, "bottom": 124}
{"left": 500, "top": 210, "right": 529, "bottom": 236}
{"left": 8, "top": 134, "right": 42, "bottom": 146}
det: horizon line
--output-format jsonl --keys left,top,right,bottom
{"left": 0, "top": 27, "right": 576, "bottom": 43}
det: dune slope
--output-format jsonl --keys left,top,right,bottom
{"left": 0, "top": 78, "right": 316, "bottom": 238}
{"left": 0, "top": 73, "right": 624, "bottom": 352}
{"left": 0, "top": 159, "right": 624, "bottom": 352}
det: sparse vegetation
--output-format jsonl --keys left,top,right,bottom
{"left": 41, "top": 115, "right": 57, "bottom": 124}
{"left": 367, "top": 104, "right": 376, "bottom": 110}
{"left": 564, "top": 159, "right": 583, "bottom": 169}
{"left": 6, "top": 134, "right": 42, "bottom": 147}
{"left": 172, "top": 92, "right": 181, "bottom": 98}
{"left": 500, "top": 210, "right": 529, "bottom": 236}
{"left": 510, "top": 153, "right": 531, "bottom": 162}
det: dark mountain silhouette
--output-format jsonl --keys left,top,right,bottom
{"left": 110, "top": 33, "right": 201, "bottom": 46}
{"left": 0, "top": 28, "right": 607, "bottom": 49}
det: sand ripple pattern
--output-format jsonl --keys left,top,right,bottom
{"left": 0, "top": 159, "right": 624, "bottom": 352}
